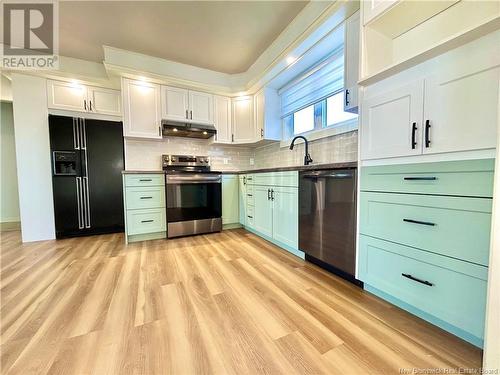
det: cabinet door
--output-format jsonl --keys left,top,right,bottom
{"left": 232, "top": 96, "right": 256, "bottom": 143}
{"left": 344, "top": 11, "right": 360, "bottom": 113}
{"left": 238, "top": 175, "right": 247, "bottom": 225}
{"left": 423, "top": 68, "right": 499, "bottom": 155}
{"left": 122, "top": 79, "right": 162, "bottom": 139}
{"left": 47, "top": 79, "right": 87, "bottom": 112}
{"left": 222, "top": 175, "right": 239, "bottom": 225}
{"left": 253, "top": 185, "right": 273, "bottom": 237}
{"left": 213, "top": 95, "right": 232, "bottom": 143}
{"left": 361, "top": 80, "right": 424, "bottom": 160}
{"left": 161, "top": 86, "right": 189, "bottom": 122}
{"left": 272, "top": 187, "right": 298, "bottom": 249}
{"left": 87, "top": 86, "right": 121, "bottom": 116}
{"left": 189, "top": 90, "right": 213, "bottom": 124}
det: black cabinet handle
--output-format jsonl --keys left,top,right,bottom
{"left": 247, "top": 194, "right": 253, "bottom": 197}
{"left": 345, "top": 89, "right": 350, "bottom": 106}
{"left": 140, "top": 196, "right": 153, "bottom": 199}
{"left": 141, "top": 219, "right": 154, "bottom": 223}
{"left": 402, "top": 273, "right": 434, "bottom": 287}
{"left": 425, "top": 120, "right": 431, "bottom": 148}
{"left": 403, "top": 218, "right": 436, "bottom": 226}
{"left": 404, "top": 177, "right": 437, "bottom": 181}
{"left": 89, "top": 100, "right": 93, "bottom": 111}
{"left": 243, "top": 176, "right": 246, "bottom": 185}
{"left": 139, "top": 179, "right": 152, "bottom": 182}
{"left": 186, "top": 109, "right": 189, "bottom": 119}
{"left": 267, "top": 189, "right": 271, "bottom": 200}
{"left": 411, "top": 122, "right": 417, "bottom": 149}
{"left": 84, "top": 100, "right": 87, "bottom": 110}
{"left": 271, "top": 189, "right": 275, "bottom": 201}
{"left": 247, "top": 215, "right": 253, "bottom": 219}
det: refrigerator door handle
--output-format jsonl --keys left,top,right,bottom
{"left": 73, "top": 118, "right": 80, "bottom": 150}
{"left": 76, "top": 177, "right": 84, "bottom": 229}
{"left": 83, "top": 176, "right": 91, "bottom": 228}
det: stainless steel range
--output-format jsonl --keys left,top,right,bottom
{"left": 162, "top": 154, "right": 222, "bottom": 238}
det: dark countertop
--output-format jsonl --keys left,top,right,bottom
{"left": 224, "top": 161, "right": 357, "bottom": 174}
{"left": 122, "top": 161, "right": 357, "bottom": 175}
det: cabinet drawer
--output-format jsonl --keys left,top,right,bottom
{"left": 253, "top": 171, "right": 298, "bottom": 187}
{"left": 359, "top": 235, "right": 487, "bottom": 340}
{"left": 126, "top": 208, "right": 166, "bottom": 235}
{"left": 360, "top": 192, "right": 492, "bottom": 266}
{"left": 246, "top": 185, "right": 255, "bottom": 206}
{"left": 125, "top": 187, "right": 165, "bottom": 209}
{"left": 361, "top": 159, "right": 494, "bottom": 197}
{"left": 246, "top": 206, "right": 255, "bottom": 227}
{"left": 124, "top": 174, "right": 165, "bottom": 187}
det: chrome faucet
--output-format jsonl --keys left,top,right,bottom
{"left": 290, "top": 135, "right": 313, "bottom": 165}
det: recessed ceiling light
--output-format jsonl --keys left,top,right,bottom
{"left": 173, "top": 128, "right": 178, "bottom": 132}
{"left": 286, "top": 56, "right": 297, "bottom": 65}
{"left": 203, "top": 131, "right": 208, "bottom": 135}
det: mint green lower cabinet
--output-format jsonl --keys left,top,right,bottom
{"left": 359, "top": 235, "right": 487, "bottom": 346}
{"left": 126, "top": 208, "right": 166, "bottom": 235}
{"left": 123, "top": 173, "right": 166, "bottom": 243}
{"left": 253, "top": 185, "right": 273, "bottom": 237}
{"left": 360, "top": 192, "right": 492, "bottom": 266}
{"left": 222, "top": 175, "right": 239, "bottom": 226}
{"left": 238, "top": 175, "right": 247, "bottom": 225}
{"left": 361, "top": 159, "right": 494, "bottom": 198}
{"left": 272, "top": 187, "right": 298, "bottom": 249}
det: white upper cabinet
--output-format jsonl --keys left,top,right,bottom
{"left": 232, "top": 96, "right": 256, "bottom": 144}
{"left": 161, "top": 86, "right": 189, "bottom": 122}
{"left": 213, "top": 95, "right": 232, "bottom": 143}
{"left": 422, "top": 64, "right": 499, "bottom": 155}
{"left": 254, "top": 88, "right": 281, "bottom": 141}
{"left": 122, "top": 78, "right": 162, "bottom": 139}
{"left": 360, "top": 32, "right": 499, "bottom": 161}
{"left": 189, "top": 90, "right": 213, "bottom": 124}
{"left": 161, "top": 86, "right": 213, "bottom": 124}
{"left": 47, "top": 80, "right": 121, "bottom": 116}
{"left": 87, "top": 86, "right": 121, "bottom": 116}
{"left": 361, "top": 80, "right": 424, "bottom": 160}
{"left": 344, "top": 11, "right": 360, "bottom": 113}
{"left": 362, "top": 0, "right": 398, "bottom": 25}
{"left": 47, "top": 80, "right": 88, "bottom": 112}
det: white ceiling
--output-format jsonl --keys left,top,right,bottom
{"left": 59, "top": 1, "right": 309, "bottom": 74}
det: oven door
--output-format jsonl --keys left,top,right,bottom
{"left": 166, "top": 174, "right": 222, "bottom": 223}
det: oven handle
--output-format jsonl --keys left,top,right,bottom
{"left": 166, "top": 175, "right": 222, "bottom": 184}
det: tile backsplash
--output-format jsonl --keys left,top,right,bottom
{"left": 125, "top": 137, "right": 255, "bottom": 171}
{"left": 124, "top": 130, "right": 358, "bottom": 172}
{"left": 253, "top": 130, "right": 358, "bottom": 169}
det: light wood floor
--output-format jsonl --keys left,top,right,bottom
{"left": 1, "top": 229, "right": 481, "bottom": 374}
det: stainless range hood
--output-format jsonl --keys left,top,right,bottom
{"left": 162, "top": 119, "right": 216, "bottom": 139}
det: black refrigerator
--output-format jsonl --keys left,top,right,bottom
{"left": 49, "top": 115, "right": 125, "bottom": 238}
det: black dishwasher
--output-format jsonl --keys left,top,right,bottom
{"left": 299, "top": 168, "right": 360, "bottom": 285}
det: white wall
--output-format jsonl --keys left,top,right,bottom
{"left": 0, "top": 102, "right": 20, "bottom": 224}
{"left": 11, "top": 74, "right": 55, "bottom": 242}
{"left": 483, "top": 82, "right": 500, "bottom": 372}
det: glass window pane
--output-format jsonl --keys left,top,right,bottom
{"left": 326, "top": 92, "right": 358, "bottom": 127}
{"left": 293, "top": 105, "right": 315, "bottom": 135}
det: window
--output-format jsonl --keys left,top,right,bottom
{"left": 279, "top": 47, "right": 358, "bottom": 139}
{"left": 326, "top": 92, "right": 358, "bottom": 127}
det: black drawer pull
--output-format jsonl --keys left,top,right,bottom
{"left": 402, "top": 273, "right": 434, "bottom": 287}
{"left": 403, "top": 177, "right": 437, "bottom": 181}
{"left": 141, "top": 219, "right": 154, "bottom": 223}
{"left": 425, "top": 120, "right": 431, "bottom": 148}
{"left": 247, "top": 194, "right": 253, "bottom": 197}
{"left": 247, "top": 215, "right": 253, "bottom": 219}
{"left": 411, "top": 122, "right": 417, "bottom": 149}
{"left": 140, "top": 196, "right": 153, "bottom": 199}
{"left": 403, "top": 218, "right": 436, "bottom": 226}
{"left": 139, "top": 179, "right": 152, "bottom": 182}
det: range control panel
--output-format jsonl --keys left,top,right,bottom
{"left": 162, "top": 154, "right": 210, "bottom": 168}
